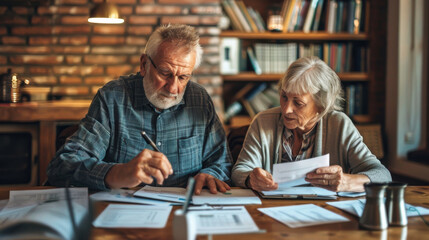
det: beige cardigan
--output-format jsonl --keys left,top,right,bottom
{"left": 232, "top": 107, "right": 392, "bottom": 187}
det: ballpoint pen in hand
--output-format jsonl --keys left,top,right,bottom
{"left": 141, "top": 131, "right": 161, "bottom": 152}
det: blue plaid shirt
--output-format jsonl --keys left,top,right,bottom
{"left": 47, "top": 73, "right": 232, "bottom": 190}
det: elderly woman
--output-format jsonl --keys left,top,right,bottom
{"left": 232, "top": 56, "right": 391, "bottom": 192}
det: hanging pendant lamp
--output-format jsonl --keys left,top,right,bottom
{"left": 88, "top": 0, "right": 124, "bottom": 24}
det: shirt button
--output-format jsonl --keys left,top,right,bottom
{"left": 157, "top": 142, "right": 162, "bottom": 146}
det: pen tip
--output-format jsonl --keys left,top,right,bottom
{"left": 141, "top": 131, "right": 146, "bottom": 135}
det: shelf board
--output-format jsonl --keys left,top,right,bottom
{"left": 220, "top": 31, "right": 369, "bottom": 41}
{"left": 222, "top": 72, "right": 369, "bottom": 82}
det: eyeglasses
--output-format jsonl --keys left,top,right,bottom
{"left": 147, "top": 55, "right": 192, "bottom": 82}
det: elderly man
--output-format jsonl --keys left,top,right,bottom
{"left": 48, "top": 24, "right": 231, "bottom": 194}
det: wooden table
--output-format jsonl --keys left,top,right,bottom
{"left": 0, "top": 100, "right": 91, "bottom": 184}
{"left": 1, "top": 186, "right": 428, "bottom": 240}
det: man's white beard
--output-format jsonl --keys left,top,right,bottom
{"left": 143, "top": 74, "right": 186, "bottom": 110}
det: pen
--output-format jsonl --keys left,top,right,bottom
{"left": 182, "top": 177, "right": 196, "bottom": 214}
{"left": 141, "top": 131, "right": 161, "bottom": 152}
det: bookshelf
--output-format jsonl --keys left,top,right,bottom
{"left": 220, "top": 0, "right": 387, "bottom": 127}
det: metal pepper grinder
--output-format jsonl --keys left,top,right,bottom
{"left": 359, "top": 182, "right": 389, "bottom": 230}
{"left": 386, "top": 182, "right": 408, "bottom": 226}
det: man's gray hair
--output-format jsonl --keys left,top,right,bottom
{"left": 144, "top": 24, "right": 203, "bottom": 69}
{"left": 279, "top": 56, "right": 344, "bottom": 119}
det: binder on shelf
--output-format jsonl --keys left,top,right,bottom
{"left": 220, "top": 37, "right": 240, "bottom": 75}
{"left": 246, "top": 47, "right": 262, "bottom": 75}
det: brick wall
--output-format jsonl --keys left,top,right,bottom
{"left": 0, "top": 0, "right": 224, "bottom": 115}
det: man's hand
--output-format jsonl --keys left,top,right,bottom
{"left": 193, "top": 173, "right": 231, "bottom": 195}
{"left": 305, "top": 165, "right": 369, "bottom": 192}
{"left": 247, "top": 168, "right": 278, "bottom": 192}
{"left": 105, "top": 149, "right": 173, "bottom": 189}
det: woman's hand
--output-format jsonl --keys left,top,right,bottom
{"left": 247, "top": 168, "right": 278, "bottom": 191}
{"left": 305, "top": 165, "right": 370, "bottom": 192}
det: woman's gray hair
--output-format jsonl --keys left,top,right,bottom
{"left": 279, "top": 56, "right": 344, "bottom": 119}
{"left": 144, "top": 24, "right": 203, "bottom": 69}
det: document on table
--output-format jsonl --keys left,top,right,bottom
{"left": 134, "top": 186, "right": 262, "bottom": 205}
{"left": 327, "top": 199, "right": 429, "bottom": 217}
{"left": 260, "top": 186, "right": 337, "bottom": 199}
{"left": 90, "top": 189, "right": 175, "bottom": 206}
{"left": 92, "top": 204, "right": 172, "bottom": 228}
{"left": 192, "top": 189, "right": 261, "bottom": 205}
{"left": 273, "top": 154, "right": 329, "bottom": 183}
{"left": 258, "top": 203, "right": 349, "bottom": 228}
{"left": 188, "top": 206, "right": 261, "bottom": 234}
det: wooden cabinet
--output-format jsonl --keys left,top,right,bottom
{"left": 220, "top": 0, "right": 387, "bottom": 127}
{"left": 0, "top": 100, "right": 91, "bottom": 185}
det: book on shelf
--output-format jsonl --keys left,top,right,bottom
{"left": 239, "top": 83, "right": 268, "bottom": 118}
{"left": 220, "top": 37, "right": 240, "bottom": 74}
{"left": 228, "top": 0, "right": 252, "bottom": 32}
{"left": 303, "top": 0, "right": 320, "bottom": 33}
{"left": 224, "top": 83, "right": 257, "bottom": 121}
{"left": 236, "top": 0, "right": 259, "bottom": 32}
{"left": 246, "top": 47, "right": 262, "bottom": 75}
{"left": 312, "top": 0, "right": 325, "bottom": 31}
{"left": 353, "top": 0, "right": 363, "bottom": 34}
{"left": 221, "top": 0, "right": 244, "bottom": 31}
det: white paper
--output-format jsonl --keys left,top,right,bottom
{"left": 192, "top": 189, "right": 261, "bottom": 205}
{"left": 93, "top": 204, "right": 172, "bottom": 228}
{"left": 261, "top": 186, "right": 336, "bottom": 197}
{"left": 3, "top": 188, "right": 88, "bottom": 213}
{"left": 135, "top": 186, "right": 262, "bottom": 205}
{"left": 327, "top": 199, "right": 429, "bottom": 217}
{"left": 91, "top": 189, "right": 175, "bottom": 206}
{"left": 134, "top": 186, "right": 187, "bottom": 203}
{"left": 188, "top": 206, "right": 260, "bottom": 234}
{"left": 258, "top": 203, "right": 349, "bottom": 228}
{"left": 273, "top": 154, "right": 330, "bottom": 183}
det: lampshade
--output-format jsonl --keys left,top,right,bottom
{"left": 88, "top": 1, "right": 124, "bottom": 24}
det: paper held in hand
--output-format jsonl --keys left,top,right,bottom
{"left": 272, "top": 154, "right": 330, "bottom": 183}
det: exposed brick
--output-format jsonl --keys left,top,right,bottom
{"left": 203, "top": 46, "right": 219, "bottom": 54}
{"left": 135, "top": 6, "right": 182, "bottom": 15}
{"left": 91, "top": 46, "right": 138, "bottom": 54}
{"left": 29, "top": 37, "right": 58, "bottom": 45}
{"left": 12, "top": 26, "right": 52, "bottom": 35}
{"left": 90, "top": 36, "right": 125, "bottom": 45}
{"left": 199, "top": 36, "right": 220, "bottom": 45}
{"left": 10, "top": 55, "right": 64, "bottom": 65}
{"left": 139, "top": 0, "right": 155, "bottom": 3}
{"left": 200, "top": 16, "right": 221, "bottom": 25}
{"left": 66, "top": 56, "right": 82, "bottom": 64}
{"left": 190, "top": 6, "right": 222, "bottom": 15}
{"left": 106, "top": 65, "right": 133, "bottom": 76}
{"left": 31, "top": 76, "right": 58, "bottom": 84}
{"left": 204, "top": 55, "right": 219, "bottom": 64}
{"left": 197, "top": 27, "right": 221, "bottom": 35}
{"left": 107, "top": 0, "right": 137, "bottom": 4}
{"left": 0, "top": 56, "right": 6, "bottom": 64}
{"left": 130, "top": 55, "right": 141, "bottom": 65}
{"left": 159, "top": 0, "right": 219, "bottom": 3}
{"left": 0, "top": 7, "right": 6, "bottom": 15}
{"left": 127, "top": 26, "right": 153, "bottom": 35}
{"left": 119, "top": 6, "right": 133, "bottom": 15}
{"left": 2, "top": 36, "right": 26, "bottom": 45}
{"left": 93, "top": 25, "right": 125, "bottom": 35}
{"left": 84, "top": 55, "right": 127, "bottom": 64}
{"left": 0, "top": 66, "right": 25, "bottom": 73}
{"left": 55, "top": 0, "right": 87, "bottom": 5}
{"left": 31, "top": 16, "right": 51, "bottom": 25}
{"left": 53, "top": 66, "right": 104, "bottom": 75}
{"left": 38, "top": 6, "right": 88, "bottom": 15}
{"left": 29, "top": 67, "right": 53, "bottom": 75}
{"left": 161, "top": 16, "right": 200, "bottom": 25}
{"left": 126, "top": 36, "right": 147, "bottom": 46}
{"left": 0, "top": 17, "right": 27, "bottom": 25}
{"left": 52, "top": 46, "right": 89, "bottom": 54}
{"left": 60, "top": 76, "right": 82, "bottom": 84}
{"left": 84, "top": 76, "right": 113, "bottom": 84}
{"left": 61, "top": 16, "right": 89, "bottom": 25}
{"left": 12, "top": 7, "right": 29, "bottom": 15}
{"left": 0, "top": 27, "right": 7, "bottom": 34}
{"left": 59, "top": 36, "right": 88, "bottom": 45}
{"left": 52, "top": 26, "right": 91, "bottom": 34}
{"left": 132, "top": 65, "right": 140, "bottom": 72}
{"left": 127, "top": 16, "right": 158, "bottom": 25}
{"left": 0, "top": 46, "right": 50, "bottom": 54}
{"left": 193, "top": 64, "right": 219, "bottom": 74}
{"left": 52, "top": 86, "right": 90, "bottom": 96}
